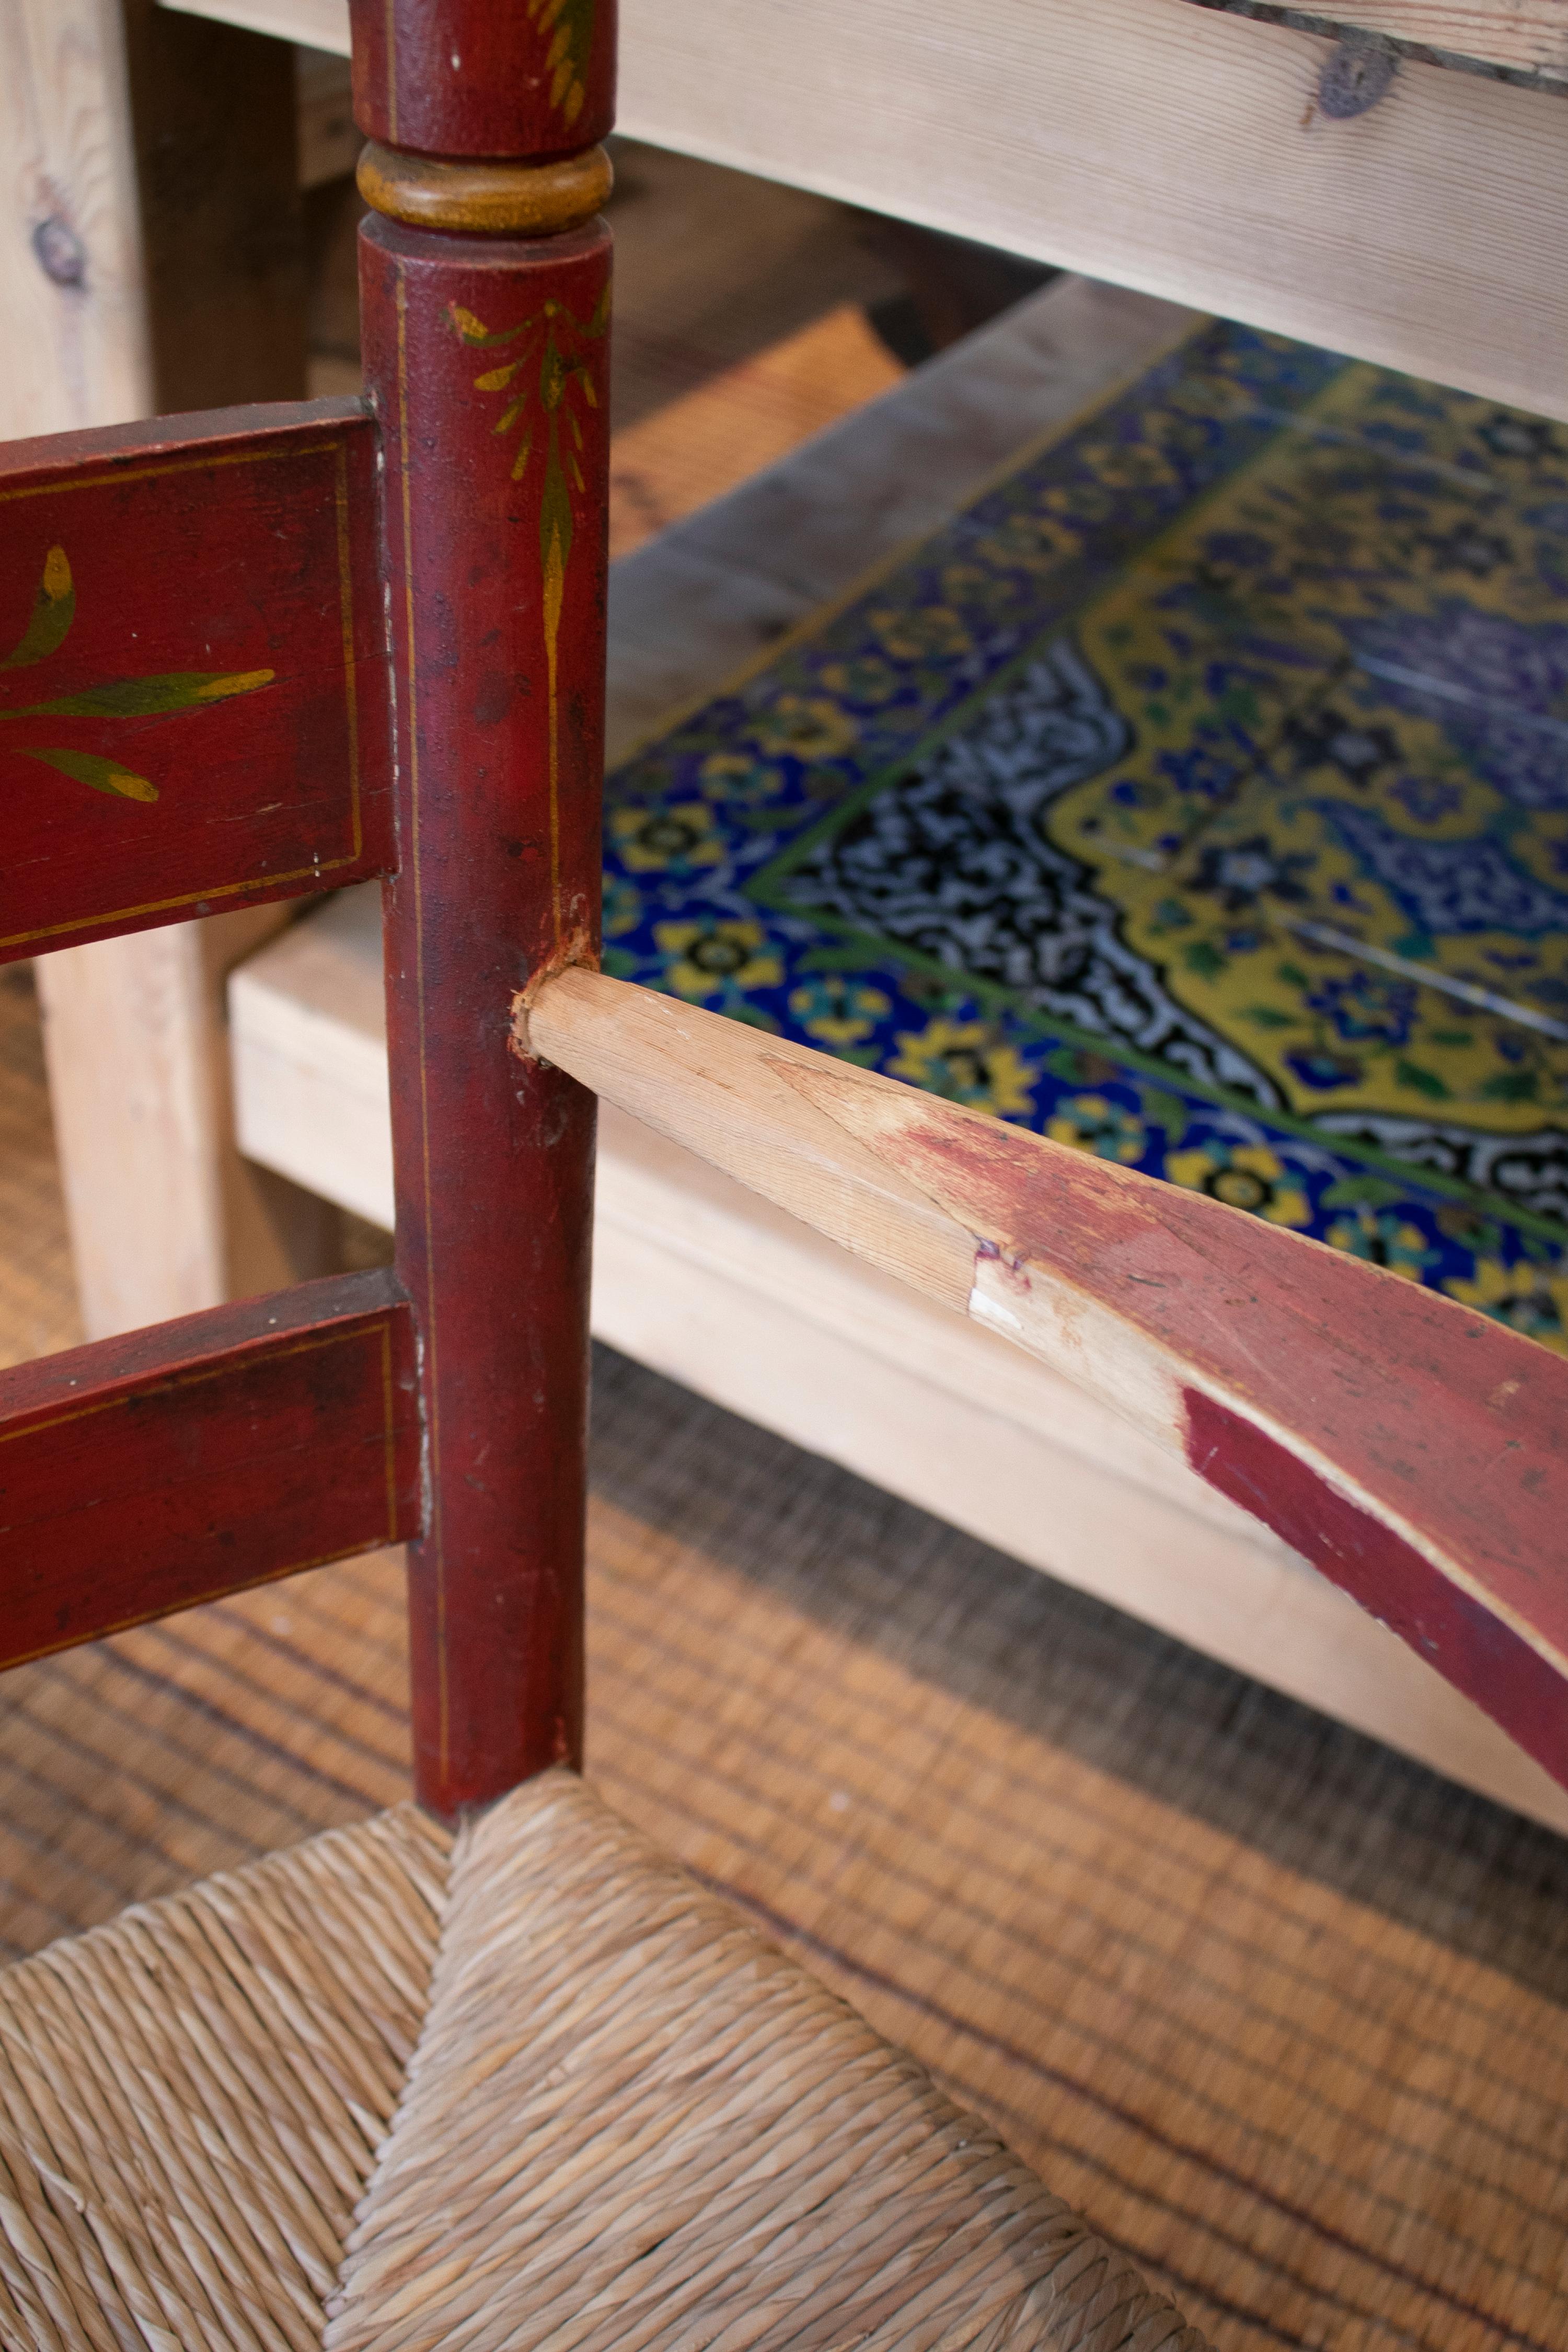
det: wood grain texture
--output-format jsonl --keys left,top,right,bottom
{"left": 525, "top": 968, "right": 1568, "bottom": 1788}
{"left": 1298, "top": 0, "right": 1568, "bottom": 73}
{"left": 0, "top": 402, "right": 391, "bottom": 961}
{"left": 0, "top": 1266, "right": 420, "bottom": 1669}
{"left": 40, "top": 913, "right": 340, "bottom": 1338}
{"left": 361, "top": 211, "right": 610, "bottom": 1816}
{"left": 617, "top": 0, "right": 1568, "bottom": 423}
{"left": 159, "top": 0, "right": 1568, "bottom": 80}
{"left": 347, "top": 0, "right": 616, "bottom": 160}
{"left": 159, "top": 0, "right": 1568, "bottom": 415}
{"left": 226, "top": 886, "right": 1568, "bottom": 1831}
{"left": 0, "top": 0, "right": 152, "bottom": 442}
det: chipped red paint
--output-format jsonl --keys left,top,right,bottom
{"left": 348, "top": 0, "right": 616, "bottom": 161}
{"left": 0, "top": 403, "right": 391, "bottom": 962}
{"left": 361, "top": 211, "right": 610, "bottom": 1817}
{"left": 864, "top": 1097, "right": 1568, "bottom": 1760}
{"left": 0, "top": 1270, "right": 420, "bottom": 1670}
{"left": 1185, "top": 1388, "right": 1568, "bottom": 1784}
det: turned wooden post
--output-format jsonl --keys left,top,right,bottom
{"left": 350, "top": 0, "right": 615, "bottom": 1816}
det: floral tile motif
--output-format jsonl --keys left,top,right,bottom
{"left": 604, "top": 319, "right": 1568, "bottom": 1352}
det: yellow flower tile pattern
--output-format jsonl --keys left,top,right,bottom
{"left": 604, "top": 321, "right": 1568, "bottom": 1351}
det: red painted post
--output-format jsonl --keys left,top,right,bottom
{"left": 350, "top": 0, "right": 614, "bottom": 1816}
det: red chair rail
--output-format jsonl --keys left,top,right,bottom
{"left": 0, "top": 1267, "right": 421, "bottom": 1668}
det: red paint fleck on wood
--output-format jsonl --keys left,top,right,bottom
{"left": 0, "top": 1269, "right": 420, "bottom": 1670}
{"left": 0, "top": 403, "right": 393, "bottom": 961}
{"left": 1185, "top": 1386, "right": 1568, "bottom": 1785}
{"left": 866, "top": 1098, "right": 1568, "bottom": 1762}
{"left": 361, "top": 213, "right": 610, "bottom": 1817}
{"left": 348, "top": 0, "right": 616, "bottom": 162}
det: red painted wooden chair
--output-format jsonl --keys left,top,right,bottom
{"left": 0, "top": 5, "right": 1560, "bottom": 2345}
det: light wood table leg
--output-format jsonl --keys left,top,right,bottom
{"left": 3, "top": 0, "right": 336, "bottom": 1337}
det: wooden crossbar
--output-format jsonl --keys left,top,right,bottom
{"left": 524, "top": 969, "right": 1568, "bottom": 1788}
{"left": 0, "top": 402, "right": 392, "bottom": 962}
{"left": 0, "top": 1267, "right": 420, "bottom": 1668}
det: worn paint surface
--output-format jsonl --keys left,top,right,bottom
{"left": 362, "top": 213, "right": 610, "bottom": 1817}
{"left": 348, "top": 0, "right": 616, "bottom": 162}
{"left": 0, "top": 1270, "right": 421, "bottom": 1669}
{"left": 1185, "top": 1386, "right": 1568, "bottom": 1784}
{"left": 791, "top": 1063, "right": 1566, "bottom": 1771}
{"left": 0, "top": 405, "right": 393, "bottom": 960}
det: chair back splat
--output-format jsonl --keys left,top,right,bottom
{"left": 351, "top": 1, "right": 616, "bottom": 1817}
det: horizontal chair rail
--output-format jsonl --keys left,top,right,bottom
{"left": 523, "top": 969, "right": 1568, "bottom": 1790}
{"left": 0, "top": 401, "right": 392, "bottom": 961}
{"left": 0, "top": 1266, "right": 421, "bottom": 1667}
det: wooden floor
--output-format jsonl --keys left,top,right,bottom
{"left": 9, "top": 156, "right": 1568, "bottom": 2352}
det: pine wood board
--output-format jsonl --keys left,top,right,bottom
{"left": 160, "top": 0, "right": 1568, "bottom": 83}
{"left": 160, "top": 0, "right": 1568, "bottom": 421}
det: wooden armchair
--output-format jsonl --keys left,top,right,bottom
{"left": 0, "top": 2, "right": 1561, "bottom": 2344}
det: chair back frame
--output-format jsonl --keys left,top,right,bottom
{"left": 0, "top": 0, "right": 1561, "bottom": 1823}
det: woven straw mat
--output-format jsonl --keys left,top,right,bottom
{"left": 0, "top": 1769, "right": 1202, "bottom": 2352}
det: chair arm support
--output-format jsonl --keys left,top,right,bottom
{"left": 523, "top": 966, "right": 1568, "bottom": 1785}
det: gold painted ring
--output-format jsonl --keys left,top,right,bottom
{"left": 356, "top": 141, "right": 613, "bottom": 238}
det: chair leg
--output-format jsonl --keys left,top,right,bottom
{"left": 358, "top": 154, "right": 612, "bottom": 1817}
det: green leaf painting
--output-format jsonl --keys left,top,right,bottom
{"left": 452, "top": 291, "right": 608, "bottom": 931}
{"left": 1, "top": 545, "right": 75, "bottom": 672}
{"left": 0, "top": 547, "right": 274, "bottom": 803}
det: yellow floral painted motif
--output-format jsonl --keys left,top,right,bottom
{"left": 698, "top": 752, "right": 787, "bottom": 804}
{"left": 453, "top": 293, "right": 608, "bottom": 931}
{"left": 655, "top": 917, "right": 782, "bottom": 1002}
{"left": 0, "top": 546, "right": 273, "bottom": 803}
{"left": 752, "top": 696, "right": 860, "bottom": 761}
{"left": 524, "top": 0, "right": 595, "bottom": 128}
{"left": 1324, "top": 1207, "right": 1436, "bottom": 1281}
{"left": 1046, "top": 1093, "right": 1147, "bottom": 1164}
{"left": 1443, "top": 1257, "right": 1568, "bottom": 1352}
{"left": 1165, "top": 1140, "right": 1312, "bottom": 1228}
{"left": 887, "top": 1018, "right": 1035, "bottom": 1115}
{"left": 609, "top": 802, "right": 725, "bottom": 874}
{"left": 787, "top": 977, "right": 891, "bottom": 1047}
{"left": 870, "top": 607, "right": 972, "bottom": 663}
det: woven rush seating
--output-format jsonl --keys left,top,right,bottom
{"left": 0, "top": 1773, "right": 1202, "bottom": 2352}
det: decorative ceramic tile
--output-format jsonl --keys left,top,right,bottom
{"left": 605, "top": 321, "right": 1568, "bottom": 1352}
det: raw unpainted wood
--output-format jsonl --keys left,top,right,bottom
{"left": 158, "top": 0, "right": 1568, "bottom": 80}
{"left": 522, "top": 966, "right": 1568, "bottom": 1785}
{"left": 158, "top": 0, "right": 1567, "bottom": 416}
{"left": 160, "top": 0, "right": 354, "bottom": 43}
{"left": 605, "top": 274, "right": 1197, "bottom": 761}
{"left": 613, "top": 0, "right": 1568, "bottom": 422}
{"left": 40, "top": 918, "right": 339, "bottom": 1335}
{"left": 1299, "top": 0, "right": 1568, "bottom": 72}
{"left": 228, "top": 885, "right": 1568, "bottom": 1834}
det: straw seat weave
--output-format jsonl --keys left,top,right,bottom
{"left": 0, "top": 1770, "right": 1202, "bottom": 2352}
